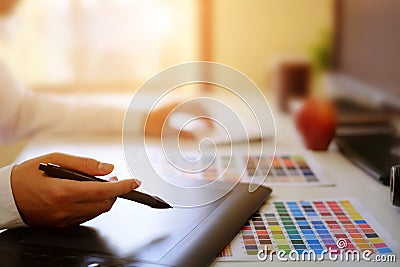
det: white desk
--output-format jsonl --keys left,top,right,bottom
{"left": 14, "top": 111, "right": 400, "bottom": 266}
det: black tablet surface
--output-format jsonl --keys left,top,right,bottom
{"left": 0, "top": 183, "right": 272, "bottom": 267}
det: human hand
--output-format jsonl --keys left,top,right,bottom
{"left": 145, "top": 102, "right": 212, "bottom": 138}
{"left": 11, "top": 153, "right": 141, "bottom": 228}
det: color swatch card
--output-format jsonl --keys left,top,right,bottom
{"left": 246, "top": 153, "right": 333, "bottom": 186}
{"left": 217, "top": 199, "right": 399, "bottom": 262}
{"left": 150, "top": 152, "right": 333, "bottom": 186}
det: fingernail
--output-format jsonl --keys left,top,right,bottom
{"left": 98, "top": 162, "right": 113, "bottom": 173}
{"left": 109, "top": 176, "right": 118, "bottom": 181}
{"left": 133, "top": 179, "right": 142, "bottom": 188}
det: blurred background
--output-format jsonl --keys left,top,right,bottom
{"left": 1, "top": 0, "right": 398, "bottom": 181}
{"left": 0, "top": 0, "right": 332, "bottom": 93}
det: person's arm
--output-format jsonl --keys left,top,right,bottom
{"left": 11, "top": 91, "right": 140, "bottom": 139}
{"left": 1, "top": 152, "right": 141, "bottom": 229}
{"left": 0, "top": 61, "right": 198, "bottom": 144}
{"left": 0, "top": 61, "right": 144, "bottom": 144}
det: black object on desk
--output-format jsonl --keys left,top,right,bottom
{"left": 39, "top": 163, "right": 172, "bottom": 209}
{"left": 0, "top": 182, "right": 272, "bottom": 267}
{"left": 390, "top": 165, "right": 400, "bottom": 207}
{"left": 334, "top": 99, "right": 400, "bottom": 185}
{"left": 335, "top": 134, "right": 400, "bottom": 185}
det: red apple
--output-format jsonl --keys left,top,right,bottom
{"left": 294, "top": 98, "right": 337, "bottom": 151}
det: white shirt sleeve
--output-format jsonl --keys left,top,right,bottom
{"left": 0, "top": 165, "right": 26, "bottom": 229}
{"left": 0, "top": 61, "right": 145, "bottom": 144}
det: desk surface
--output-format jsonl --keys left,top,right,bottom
{"left": 14, "top": 111, "right": 400, "bottom": 266}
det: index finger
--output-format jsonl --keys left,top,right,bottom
{"left": 38, "top": 152, "right": 114, "bottom": 176}
{"left": 59, "top": 178, "right": 141, "bottom": 202}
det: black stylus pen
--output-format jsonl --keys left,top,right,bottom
{"left": 39, "top": 163, "right": 172, "bottom": 209}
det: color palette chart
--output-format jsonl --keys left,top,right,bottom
{"left": 151, "top": 152, "right": 333, "bottom": 186}
{"left": 217, "top": 199, "right": 399, "bottom": 261}
{"left": 246, "top": 154, "right": 333, "bottom": 186}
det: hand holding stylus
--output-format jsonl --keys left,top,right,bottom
{"left": 11, "top": 153, "right": 141, "bottom": 228}
{"left": 39, "top": 163, "right": 172, "bottom": 209}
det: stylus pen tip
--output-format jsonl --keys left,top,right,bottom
{"left": 153, "top": 196, "right": 173, "bottom": 209}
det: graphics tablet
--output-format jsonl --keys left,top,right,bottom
{"left": 0, "top": 183, "right": 272, "bottom": 267}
